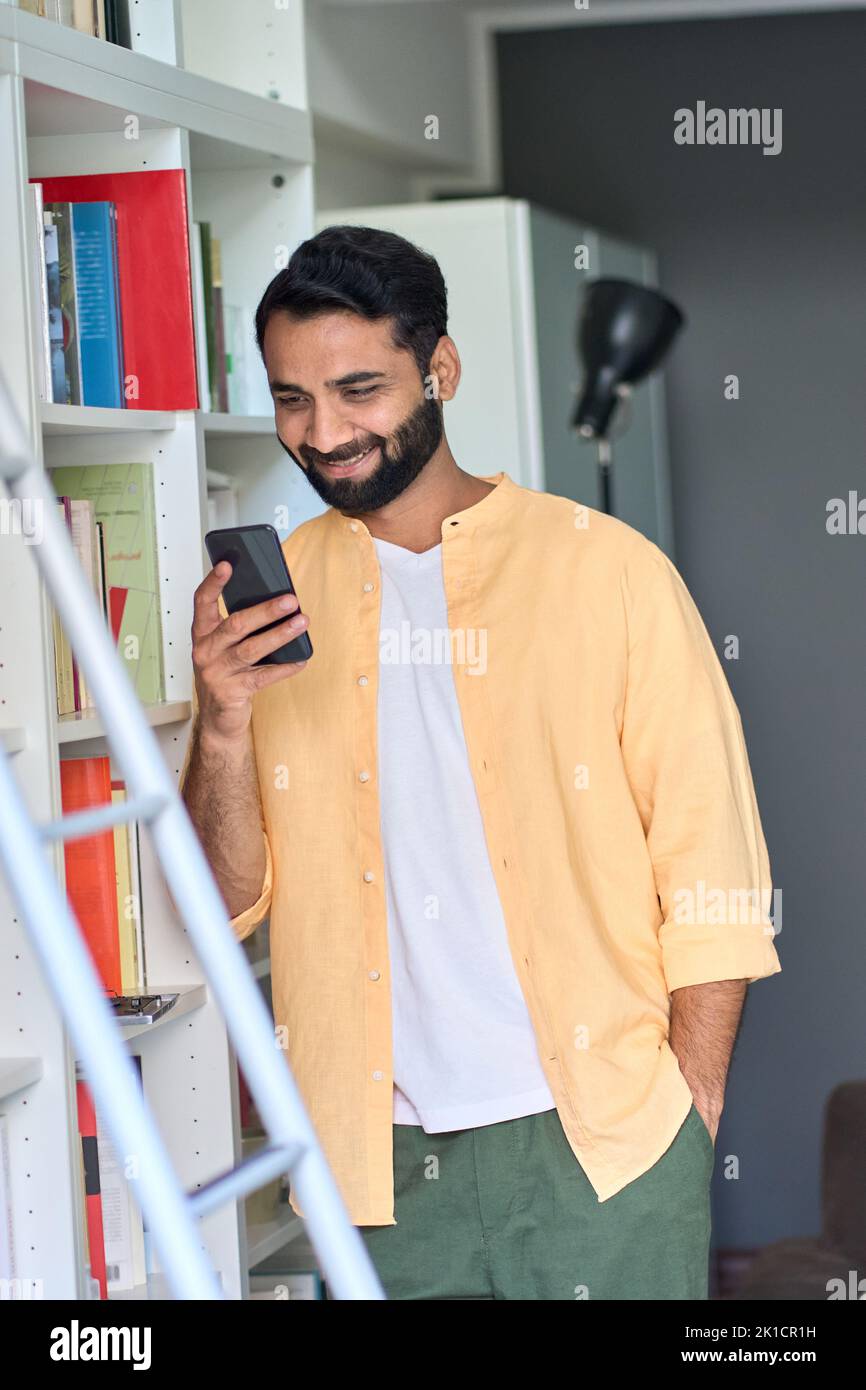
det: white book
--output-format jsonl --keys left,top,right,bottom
{"left": 94, "top": 1099, "right": 142, "bottom": 1293}
{"left": 27, "top": 182, "right": 51, "bottom": 403}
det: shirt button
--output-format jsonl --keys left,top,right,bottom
{"left": 358, "top": 770, "right": 370, "bottom": 782}
{"left": 363, "top": 581, "right": 374, "bottom": 592}
{"left": 368, "top": 970, "right": 381, "bottom": 981}
{"left": 357, "top": 675, "right": 369, "bottom": 686}
{"left": 363, "top": 870, "right": 375, "bottom": 882}
{"left": 349, "top": 521, "right": 358, "bottom": 532}
{"left": 372, "top": 1070, "right": 384, "bottom": 1081}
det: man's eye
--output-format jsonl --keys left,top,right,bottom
{"left": 346, "top": 386, "right": 377, "bottom": 398}
{"left": 276, "top": 396, "right": 303, "bottom": 408}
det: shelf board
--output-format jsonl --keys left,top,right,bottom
{"left": 2, "top": 7, "right": 313, "bottom": 168}
{"left": 57, "top": 700, "right": 191, "bottom": 746}
{"left": 202, "top": 413, "right": 274, "bottom": 439}
{"left": 41, "top": 402, "right": 177, "bottom": 435}
{"left": 0, "top": 1057, "right": 44, "bottom": 1101}
{"left": 71, "top": 983, "right": 208, "bottom": 1050}
{"left": 247, "top": 1210, "right": 305, "bottom": 1268}
{"left": 41, "top": 404, "right": 277, "bottom": 439}
{"left": 0, "top": 727, "right": 27, "bottom": 755}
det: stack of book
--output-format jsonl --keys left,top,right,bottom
{"left": 192, "top": 222, "right": 250, "bottom": 415}
{"left": 50, "top": 462, "right": 165, "bottom": 716}
{"left": 29, "top": 170, "right": 198, "bottom": 411}
{"left": 75, "top": 1057, "right": 148, "bottom": 1298}
{"left": 60, "top": 755, "right": 147, "bottom": 1000}
{"left": 20, "top": 0, "right": 132, "bottom": 46}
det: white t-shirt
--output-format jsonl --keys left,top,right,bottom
{"left": 373, "top": 534, "right": 557, "bottom": 1132}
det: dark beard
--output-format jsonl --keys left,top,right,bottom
{"left": 276, "top": 393, "right": 444, "bottom": 513}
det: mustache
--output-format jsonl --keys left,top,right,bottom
{"left": 307, "top": 441, "right": 380, "bottom": 467}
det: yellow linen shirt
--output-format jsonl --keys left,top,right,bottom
{"left": 179, "top": 470, "right": 781, "bottom": 1226}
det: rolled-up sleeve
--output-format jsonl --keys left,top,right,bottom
{"left": 619, "top": 536, "right": 782, "bottom": 993}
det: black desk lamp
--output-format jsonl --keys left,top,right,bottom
{"left": 571, "top": 278, "right": 685, "bottom": 515}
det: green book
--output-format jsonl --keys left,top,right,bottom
{"left": 49, "top": 463, "right": 165, "bottom": 706}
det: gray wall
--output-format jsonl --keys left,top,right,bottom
{"left": 497, "top": 10, "right": 866, "bottom": 1249}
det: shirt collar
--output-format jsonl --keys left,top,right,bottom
{"left": 327, "top": 470, "right": 519, "bottom": 540}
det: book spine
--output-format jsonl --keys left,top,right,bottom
{"left": 71, "top": 0, "right": 95, "bottom": 34}
{"left": 28, "top": 183, "right": 52, "bottom": 402}
{"left": 210, "top": 236, "right": 230, "bottom": 413}
{"left": 57, "top": 494, "right": 82, "bottom": 712}
{"left": 127, "top": 820, "right": 146, "bottom": 990}
{"left": 190, "top": 222, "right": 212, "bottom": 413}
{"left": 70, "top": 201, "right": 124, "bottom": 409}
{"left": 75, "top": 1074, "right": 108, "bottom": 1299}
{"left": 43, "top": 214, "right": 67, "bottom": 404}
{"left": 113, "top": 0, "right": 131, "bottom": 49}
{"left": 53, "top": 499, "right": 76, "bottom": 716}
{"left": 46, "top": 202, "right": 83, "bottom": 405}
{"left": 95, "top": 519, "right": 108, "bottom": 618}
{"left": 60, "top": 755, "right": 123, "bottom": 995}
{"left": 198, "top": 222, "right": 217, "bottom": 411}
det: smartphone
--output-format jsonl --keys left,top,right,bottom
{"left": 204, "top": 524, "right": 313, "bottom": 666}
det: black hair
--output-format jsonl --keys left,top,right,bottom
{"left": 254, "top": 224, "right": 448, "bottom": 384}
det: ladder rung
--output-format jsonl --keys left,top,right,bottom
{"left": 187, "top": 1141, "right": 307, "bottom": 1220}
{"left": 39, "top": 792, "right": 169, "bottom": 843}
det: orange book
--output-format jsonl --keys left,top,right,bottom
{"left": 60, "top": 757, "right": 122, "bottom": 996}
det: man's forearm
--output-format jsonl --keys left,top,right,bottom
{"left": 668, "top": 978, "right": 748, "bottom": 1138}
{"left": 181, "top": 722, "right": 267, "bottom": 919}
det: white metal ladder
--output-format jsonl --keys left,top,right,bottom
{"left": 0, "top": 371, "right": 385, "bottom": 1300}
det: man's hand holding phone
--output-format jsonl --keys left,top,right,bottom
{"left": 190, "top": 562, "right": 310, "bottom": 744}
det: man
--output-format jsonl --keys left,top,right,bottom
{"left": 180, "top": 224, "right": 781, "bottom": 1300}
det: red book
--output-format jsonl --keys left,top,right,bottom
{"left": 60, "top": 757, "right": 123, "bottom": 996}
{"left": 76, "top": 1075, "right": 108, "bottom": 1300}
{"left": 34, "top": 170, "right": 199, "bottom": 411}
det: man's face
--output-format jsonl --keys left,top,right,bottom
{"left": 263, "top": 309, "right": 446, "bottom": 512}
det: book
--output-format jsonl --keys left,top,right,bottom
{"left": 71, "top": 0, "right": 96, "bottom": 35}
{"left": 67, "top": 201, "right": 124, "bottom": 408}
{"left": 48, "top": 463, "right": 165, "bottom": 706}
{"left": 35, "top": 170, "right": 199, "bottom": 411}
{"left": 190, "top": 222, "right": 212, "bottom": 413}
{"left": 27, "top": 182, "right": 52, "bottom": 402}
{"left": 52, "top": 498, "right": 78, "bottom": 716}
{"left": 198, "top": 222, "right": 217, "bottom": 412}
{"left": 110, "top": 780, "right": 143, "bottom": 994}
{"left": 75, "top": 1068, "right": 108, "bottom": 1299}
{"left": 224, "top": 302, "right": 249, "bottom": 415}
{"left": 210, "top": 236, "right": 230, "bottom": 413}
{"left": 68, "top": 498, "right": 101, "bottom": 709}
{"left": 60, "top": 756, "right": 123, "bottom": 996}
{"left": 127, "top": 819, "right": 147, "bottom": 987}
{"left": 45, "top": 202, "right": 83, "bottom": 406}
{"left": 43, "top": 213, "right": 67, "bottom": 404}
{"left": 94, "top": 1092, "right": 141, "bottom": 1293}
{"left": 104, "top": 0, "right": 131, "bottom": 49}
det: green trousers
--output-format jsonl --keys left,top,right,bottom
{"left": 358, "top": 1102, "right": 713, "bottom": 1300}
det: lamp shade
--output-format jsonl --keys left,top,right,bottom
{"left": 572, "top": 278, "right": 685, "bottom": 438}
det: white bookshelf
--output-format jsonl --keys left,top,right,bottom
{"left": 0, "top": 0, "right": 322, "bottom": 1300}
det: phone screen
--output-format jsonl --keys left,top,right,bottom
{"left": 204, "top": 524, "right": 313, "bottom": 665}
